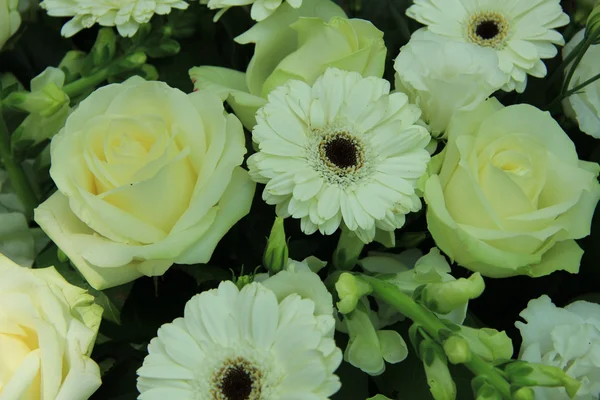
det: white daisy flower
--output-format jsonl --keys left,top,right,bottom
{"left": 406, "top": 0, "right": 570, "bottom": 93}
{"left": 200, "top": 0, "right": 301, "bottom": 22}
{"left": 247, "top": 67, "right": 431, "bottom": 244}
{"left": 137, "top": 280, "right": 342, "bottom": 399}
{"left": 40, "top": 0, "right": 189, "bottom": 37}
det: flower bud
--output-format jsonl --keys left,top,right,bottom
{"left": 511, "top": 387, "right": 535, "bottom": 400}
{"left": 505, "top": 361, "right": 581, "bottom": 398}
{"left": 586, "top": 1, "right": 600, "bottom": 44}
{"left": 367, "top": 396, "right": 392, "bottom": 400}
{"left": 262, "top": 217, "right": 288, "bottom": 275}
{"left": 419, "top": 340, "right": 457, "bottom": 400}
{"left": 58, "top": 51, "right": 86, "bottom": 81}
{"left": 5, "top": 82, "right": 68, "bottom": 117}
{"left": 333, "top": 226, "right": 364, "bottom": 270}
{"left": 110, "top": 52, "right": 147, "bottom": 74}
{"left": 459, "top": 326, "right": 513, "bottom": 362}
{"left": 443, "top": 336, "right": 472, "bottom": 364}
{"left": 471, "top": 377, "right": 502, "bottom": 400}
{"left": 91, "top": 28, "right": 117, "bottom": 66}
{"left": 335, "top": 273, "right": 372, "bottom": 314}
{"left": 421, "top": 273, "right": 485, "bottom": 314}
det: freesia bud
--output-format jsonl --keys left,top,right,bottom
{"left": 586, "top": 1, "right": 600, "bottom": 44}
{"left": 459, "top": 326, "right": 513, "bottom": 362}
{"left": 443, "top": 336, "right": 472, "bottom": 364}
{"left": 421, "top": 273, "right": 485, "bottom": 314}
{"left": 511, "top": 387, "right": 535, "bottom": 400}
{"left": 505, "top": 361, "right": 581, "bottom": 398}
{"left": 335, "top": 273, "right": 372, "bottom": 314}
{"left": 471, "top": 377, "right": 502, "bottom": 400}
{"left": 91, "top": 28, "right": 117, "bottom": 66}
{"left": 5, "top": 82, "right": 67, "bottom": 117}
{"left": 419, "top": 340, "right": 457, "bottom": 400}
{"left": 262, "top": 217, "right": 288, "bottom": 275}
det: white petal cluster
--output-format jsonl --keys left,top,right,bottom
{"left": 200, "top": 0, "right": 302, "bottom": 22}
{"left": 137, "top": 279, "right": 342, "bottom": 399}
{"left": 394, "top": 29, "right": 508, "bottom": 138}
{"left": 563, "top": 29, "right": 600, "bottom": 139}
{"left": 406, "top": 0, "right": 569, "bottom": 93}
{"left": 40, "top": 0, "right": 189, "bottom": 37}
{"left": 516, "top": 295, "right": 600, "bottom": 400}
{"left": 248, "top": 67, "right": 431, "bottom": 244}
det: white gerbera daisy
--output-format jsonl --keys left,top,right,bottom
{"left": 247, "top": 67, "right": 431, "bottom": 244}
{"left": 137, "top": 281, "right": 342, "bottom": 400}
{"left": 406, "top": 0, "right": 570, "bottom": 93}
{"left": 40, "top": 0, "right": 189, "bottom": 37}
{"left": 200, "top": 0, "right": 301, "bottom": 22}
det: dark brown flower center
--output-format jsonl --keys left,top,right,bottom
{"left": 467, "top": 12, "right": 509, "bottom": 48}
{"left": 221, "top": 366, "right": 252, "bottom": 400}
{"left": 318, "top": 132, "right": 365, "bottom": 176}
{"left": 212, "top": 358, "right": 262, "bottom": 400}
{"left": 476, "top": 20, "right": 500, "bottom": 40}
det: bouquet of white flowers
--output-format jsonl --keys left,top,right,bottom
{"left": 1, "top": 0, "right": 600, "bottom": 399}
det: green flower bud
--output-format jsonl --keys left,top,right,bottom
{"left": 511, "top": 387, "right": 535, "bottom": 400}
{"left": 472, "top": 377, "right": 502, "bottom": 400}
{"left": 459, "top": 326, "right": 513, "bottom": 362}
{"left": 586, "top": 1, "right": 600, "bottom": 44}
{"left": 333, "top": 226, "right": 364, "bottom": 270}
{"left": 91, "top": 28, "right": 117, "bottom": 66}
{"left": 145, "top": 38, "right": 181, "bottom": 58}
{"left": 335, "top": 273, "right": 372, "bottom": 314}
{"left": 110, "top": 52, "right": 147, "bottom": 75}
{"left": 138, "top": 64, "right": 160, "bottom": 81}
{"left": 5, "top": 82, "right": 67, "bottom": 117}
{"left": 421, "top": 273, "right": 485, "bottom": 314}
{"left": 419, "top": 340, "right": 457, "bottom": 400}
{"left": 367, "top": 396, "right": 393, "bottom": 400}
{"left": 505, "top": 361, "right": 581, "bottom": 398}
{"left": 443, "top": 336, "right": 472, "bottom": 364}
{"left": 234, "top": 274, "right": 254, "bottom": 290}
{"left": 262, "top": 217, "right": 288, "bottom": 275}
{"left": 58, "top": 51, "right": 87, "bottom": 82}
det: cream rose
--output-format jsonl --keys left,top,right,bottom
{"left": 1, "top": 0, "right": 21, "bottom": 50}
{"left": 34, "top": 77, "right": 256, "bottom": 290}
{"left": 189, "top": 0, "right": 386, "bottom": 129}
{"left": 562, "top": 29, "right": 600, "bottom": 139}
{"left": 0, "top": 253, "right": 103, "bottom": 399}
{"left": 424, "top": 98, "right": 600, "bottom": 278}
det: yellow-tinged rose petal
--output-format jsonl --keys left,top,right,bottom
{"left": 526, "top": 240, "right": 583, "bottom": 277}
{"left": 176, "top": 167, "right": 256, "bottom": 264}
{"left": 34, "top": 192, "right": 145, "bottom": 289}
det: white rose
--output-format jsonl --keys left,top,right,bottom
{"left": 563, "top": 29, "right": 600, "bottom": 139}
{"left": 394, "top": 29, "right": 507, "bottom": 138}
{"left": 0, "top": 253, "right": 103, "bottom": 399}
{"left": 516, "top": 295, "right": 600, "bottom": 400}
{"left": 0, "top": 0, "right": 21, "bottom": 50}
{"left": 34, "top": 77, "right": 256, "bottom": 290}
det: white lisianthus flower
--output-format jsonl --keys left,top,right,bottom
{"left": 200, "top": 0, "right": 301, "bottom": 21}
{"left": 406, "top": 0, "right": 569, "bottom": 93}
{"left": 0, "top": 254, "right": 103, "bottom": 400}
{"left": 394, "top": 29, "right": 508, "bottom": 138}
{"left": 516, "top": 295, "right": 600, "bottom": 400}
{"left": 137, "top": 280, "right": 342, "bottom": 399}
{"left": 563, "top": 29, "right": 600, "bottom": 139}
{"left": 247, "top": 67, "right": 431, "bottom": 244}
{"left": 39, "top": 0, "right": 189, "bottom": 37}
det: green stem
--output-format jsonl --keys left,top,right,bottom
{"left": 62, "top": 67, "right": 110, "bottom": 100}
{"left": 561, "top": 35, "right": 593, "bottom": 95}
{"left": 361, "top": 275, "right": 513, "bottom": 400}
{"left": 0, "top": 110, "right": 38, "bottom": 220}
{"left": 547, "top": 70, "right": 600, "bottom": 111}
{"left": 546, "top": 38, "right": 585, "bottom": 88}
